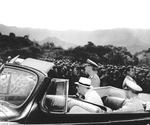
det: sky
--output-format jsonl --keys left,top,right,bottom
{"left": 0, "top": 0, "right": 150, "bottom": 31}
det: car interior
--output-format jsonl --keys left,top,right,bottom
{"left": 44, "top": 79, "right": 150, "bottom": 114}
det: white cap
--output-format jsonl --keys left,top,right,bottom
{"left": 125, "top": 79, "right": 142, "bottom": 92}
{"left": 75, "top": 77, "right": 92, "bottom": 88}
{"left": 83, "top": 59, "right": 98, "bottom": 67}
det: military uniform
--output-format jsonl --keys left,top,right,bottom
{"left": 115, "top": 78, "right": 144, "bottom": 112}
{"left": 116, "top": 97, "right": 144, "bottom": 112}
{"left": 84, "top": 59, "right": 101, "bottom": 87}
{"left": 89, "top": 74, "right": 100, "bottom": 87}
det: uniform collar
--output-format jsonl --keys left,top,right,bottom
{"left": 89, "top": 75, "right": 93, "bottom": 79}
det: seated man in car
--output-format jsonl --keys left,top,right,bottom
{"left": 75, "top": 77, "right": 104, "bottom": 106}
{"left": 122, "top": 66, "right": 136, "bottom": 88}
{"left": 69, "top": 77, "right": 104, "bottom": 113}
{"left": 114, "top": 79, "right": 144, "bottom": 112}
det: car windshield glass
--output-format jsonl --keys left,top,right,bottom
{"left": 0, "top": 67, "right": 37, "bottom": 106}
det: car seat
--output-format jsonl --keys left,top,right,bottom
{"left": 45, "top": 95, "right": 105, "bottom": 113}
{"left": 103, "top": 96, "right": 126, "bottom": 110}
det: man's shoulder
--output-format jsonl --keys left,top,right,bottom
{"left": 89, "top": 74, "right": 100, "bottom": 87}
{"left": 89, "top": 89, "right": 100, "bottom": 96}
{"left": 92, "top": 74, "right": 100, "bottom": 79}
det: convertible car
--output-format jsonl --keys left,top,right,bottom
{"left": 0, "top": 57, "right": 149, "bottom": 124}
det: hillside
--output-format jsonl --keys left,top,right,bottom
{"left": 40, "top": 37, "right": 76, "bottom": 49}
{"left": 1, "top": 32, "right": 150, "bottom": 66}
{"left": 0, "top": 24, "right": 150, "bottom": 54}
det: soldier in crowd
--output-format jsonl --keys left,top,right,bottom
{"left": 144, "top": 73, "right": 150, "bottom": 93}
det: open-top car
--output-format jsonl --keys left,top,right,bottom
{"left": 0, "top": 57, "right": 150, "bottom": 124}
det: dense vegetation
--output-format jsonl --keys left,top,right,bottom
{"left": 0, "top": 32, "right": 42, "bottom": 61}
{"left": 0, "top": 32, "right": 150, "bottom": 66}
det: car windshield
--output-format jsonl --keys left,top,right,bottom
{"left": 0, "top": 67, "right": 37, "bottom": 106}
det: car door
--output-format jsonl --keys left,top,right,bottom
{"left": 40, "top": 78, "right": 111, "bottom": 124}
{"left": 26, "top": 78, "right": 150, "bottom": 125}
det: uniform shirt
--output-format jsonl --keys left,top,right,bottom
{"left": 84, "top": 89, "right": 104, "bottom": 106}
{"left": 89, "top": 74, "right": 100, "bottom": 87}
{"left": 115, "top": 97, "right": 144, "bottom": 112}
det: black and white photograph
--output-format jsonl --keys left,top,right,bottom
{"left": 0, "top": 0, "right": 150, "bottom": 124}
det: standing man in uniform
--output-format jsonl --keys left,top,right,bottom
{"left": 84, "top": 59, "right": 100, "bottom": 87}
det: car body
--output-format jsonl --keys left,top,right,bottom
{"left": 0, "top": 57, "right": 149, "bottom": 124}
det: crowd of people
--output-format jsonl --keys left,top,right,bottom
{"left": 47, "top": 58, "right": 150, "bottom": 95}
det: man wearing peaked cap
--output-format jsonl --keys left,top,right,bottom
{"left": 124, "top": 79, "right": 143, "bottom": 92}
{"left": 86, "top": 59, "right": 98, "bottom": 67}
{"left": 84, "top": 59, "right": 100, "bottom": 87}
{"left": 114, "top": 79, "right": 144, "bottom": 112}
{"left": 122, "top": 66, "right": 136, "bottom": 88}
{"left": 75, "top": 77, "right": 103, "bottom": 106}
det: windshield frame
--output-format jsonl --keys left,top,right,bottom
{"left": 43, "top": 78, "right": 69, "bottom": 114}
{"left": 0, "top": 65, "right": 38, "bottom": 108}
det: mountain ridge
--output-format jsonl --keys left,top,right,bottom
{"left": 0, "top": 24, "right": 150, "bottom": 54}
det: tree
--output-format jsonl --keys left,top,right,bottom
{"left": 86, "top": 41, "right": 95, "bottom": 47}
{"left": 24, "top": 35, "right": 29, "bottom": 39}
{"left": 9, "top": 32, "right": 15, "bottom": 37}
{"left": 42, "top": 42, "right": 55, "bottom": 49}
